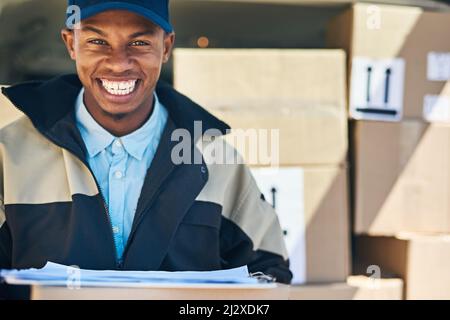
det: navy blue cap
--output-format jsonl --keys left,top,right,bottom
{"left": 67, "top": 0, "right": 173, "bottom": 33}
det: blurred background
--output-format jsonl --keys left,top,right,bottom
{"left": 0, "top": 0, "right": 448, "bottom": 84}
{"left": 1, "top": 0, "right": 450, "bottom": 299}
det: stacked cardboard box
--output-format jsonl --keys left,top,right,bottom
{"left": 0, "top": 86, "right": 22, "bottom": 128}
{"left": 328, "top": 3, "right": 450, "bottom": 298}
{"left": 354, "top": 234, "right": 450, "bottom": 299}
{"left": 329, "top": 4, "right": 450, "bottom": 234}
{"left": 174, "top": 49, "right": 350, "bottom": 285}
{"left": 353, "top": 120, "right": 450, "bottom": 234}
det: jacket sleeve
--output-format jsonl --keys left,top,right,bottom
{"left": 219, "top": 163, "right": 293, "bottom": 284}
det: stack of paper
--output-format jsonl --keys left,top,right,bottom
{"left": 0, "top": 262, "right": 276, "bottom": 288}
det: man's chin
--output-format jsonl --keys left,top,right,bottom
{"left": 98, "top": 104, "right": 136, "bottom": 119}
{"left": 107, "top": 112, "right": 129, "bottom": 121}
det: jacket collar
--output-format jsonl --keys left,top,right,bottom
{"left": 1, "top": 74, "right": 230, "bottom": 140}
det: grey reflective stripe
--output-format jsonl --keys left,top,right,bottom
{"left": 230, "top": 174, "right": 289, "bottom": 260}
{"left": 195, "top": 136, "right": 289, "bottom": 260}
{"left": 0, "top": 195, "right": 5, "bottom": 228}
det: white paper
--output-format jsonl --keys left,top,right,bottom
{"left": 0, "top": 262, "right": 279, "bottom": 288}
{"left": 250, "top": 167, "right": 306, "bottom": 285}
{"left": 423, "top": 94, "right": 450, "bottom": 123}
{"left": 350, "top": 57, "right": 405, "bottom": 122}
{"left": 427, "top": 52, "right": 450, "bottom": 81}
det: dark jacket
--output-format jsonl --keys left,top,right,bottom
{"left": 0, "top": 74, "right": 292, "bottom": 283}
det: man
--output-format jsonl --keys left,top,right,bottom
{"left": 0, "top": 0, "right": 292, "bottom": 284}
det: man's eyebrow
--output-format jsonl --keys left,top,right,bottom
{"left": 129, "top": 28, "right": 158, "bottom": 38}
{"left": 81, "top": 25, "right": 107, "bottom": 36}
{"left": 80, "top": 25, "right": 157, "bottom": 38}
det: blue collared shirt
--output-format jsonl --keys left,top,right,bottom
{"left": 75, "top": 88, "right": 168, "bottom": 261}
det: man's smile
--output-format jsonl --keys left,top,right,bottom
{"left": 100, "top": 79, "right": 138, "bottom": 96}
{"left": 95, "top": 78, "right": 142, "bottom": 104}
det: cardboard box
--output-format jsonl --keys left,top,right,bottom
{"left": 346, "top": 276, "right": 403, "bottom": 300}
{"left": 289, "top": 276, "right": 403, "bottom": 300}
{"left": 354, "top": 234, "right": 450, "bottom": 300}
{"left": 328, "top": 3, "right": 450, "bottom": 121}
{"left": 173, "top": 49, "right": 348, "bottom": 166}
{"left": 212, "top": 106, "right": 347, "bottom": 166}
{"left": 0, "top": 86, "right": 22, "bottom": 127}
{"left": 353, "top": 120, "right": 450, "bottom": 235}
{"left": 251, "top": 166, "right": 350, "bottom": 284}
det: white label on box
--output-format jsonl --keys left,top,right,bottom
{"left": 427, "top": 52, "right": 450, "bottom": 81}
{"left": 250, "top": 167, "right": 306, "bottom": 285}
{"left": 350, "top": 57, "right": 405, "bottom": 122}
{"left": 423, "top": 95, "right": 450, "bottom": 122}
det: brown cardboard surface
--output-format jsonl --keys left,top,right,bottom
{"left": 212, "top": 106, "right": 347, "bottom": 166}
{"left": 289, "top": 282, "right": 356, "bottom": 300}
{"left": 31, "top": 276, "right": 403, "bottom": 300}
{"left": 173, "top": 49, "right": 346, "bottom": 111}
{"left": 346, "top": 275, "right": 403, "bottom": 300}
{"left": 31, "top": 284, "right": 290, "bottom": 300}
{"left": 328, "top": 3, "right": 450, "bottom": 120}
{"left": 353, "top": 120, "right": 450, "bottom": 234}
{"left": 354, "top": 234, "right": 450, "bottom": 300}
{"left": 173, "top": 49, "right": 348, "bottom": 166}
{"left": 303, "top": 166, "right": 350, "bottom": 283}
{"left": 289, "top": 276, "right": 403, "bottom": 300}
{"left": 0, "top": 86, "right": 22, "bottom": 127}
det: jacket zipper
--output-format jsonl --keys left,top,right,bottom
{"left": 89, "top": 170, "right": 121, "bottom": 268}
{"left": 4, "top": 96, "right": 121, "bottom": 269}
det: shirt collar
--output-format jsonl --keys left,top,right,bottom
{"left": 75, "top": 88, "right": 164, "bottom": 161}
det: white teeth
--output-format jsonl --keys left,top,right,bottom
{"left": 100, "top": 79, "right": 137, "bottom": 96}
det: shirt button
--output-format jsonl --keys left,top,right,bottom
{"left": 112, "top": 226, "right": 120, "bottom": 234}
{"left": 114, "top": 140, "right": 122, "bottom": 148}
{"left": 114, "top": 171, "right": 123, "bottom": 179}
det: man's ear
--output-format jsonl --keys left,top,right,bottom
{"left": 162, "top": 32, "right": 175, "bottom": 63}
{"left": 61, "top": 28, "right": 76, "bottom": 60}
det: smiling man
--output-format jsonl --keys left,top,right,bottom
{"left": 0, "top": 0, "right": 292, "bottom": 284}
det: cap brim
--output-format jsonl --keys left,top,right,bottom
{"left": 78, "top": 1, "right": 173, "bottom": 33}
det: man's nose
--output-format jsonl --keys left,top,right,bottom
{"left": 104, "top": 49, "right": 134, "bottom": 74}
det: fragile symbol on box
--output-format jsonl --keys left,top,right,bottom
{"left": 350, "top": 57, "right": 405, "bottom": 121}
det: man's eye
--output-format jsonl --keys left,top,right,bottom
{"left": 88, "top": 39, "right": 107, "bottom": 45}
{"left": 130, "top": 40, "right": 149, "bottom": 46}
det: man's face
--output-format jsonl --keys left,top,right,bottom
{"left": 62, "top": 10, "right": 175, "bottom": 117}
